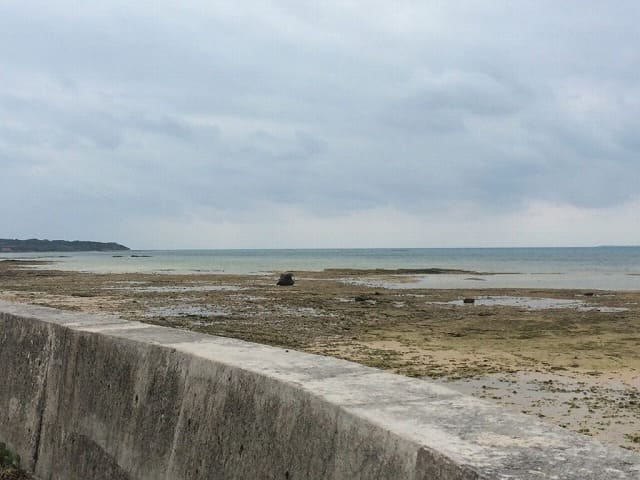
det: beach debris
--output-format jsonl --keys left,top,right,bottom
{"left": 277, "top": 272, "right": 295, "bottom": 286}
{"left": 463, "top": 298, "right": 475, "bottom": 304}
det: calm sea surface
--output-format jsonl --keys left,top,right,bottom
{"left": 2, "top": 247, "right": 640, "bottom": 290}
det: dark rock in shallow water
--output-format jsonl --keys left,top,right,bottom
{"left": 277, "top": 272, "right": 295, "bottom": 286}
{"left": 463, "top": 298, "right": 475, "bottom": 304}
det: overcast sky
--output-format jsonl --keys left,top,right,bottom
{"left": 1, "top": 1, "right": 639, "bottom": 248}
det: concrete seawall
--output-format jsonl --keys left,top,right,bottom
{"left": 1, "top": 300, "right": 639, "bottom": 479}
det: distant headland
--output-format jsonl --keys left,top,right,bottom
{"left": 0, "top": 238, "right": 130, "bottom": 253}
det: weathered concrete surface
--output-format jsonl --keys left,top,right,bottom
{"left": 0, "top": 300, "right": 639, "bottom": 480}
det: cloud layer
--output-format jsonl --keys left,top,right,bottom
{"left": 1, "top": 1, "right": 639, "bottom": 248}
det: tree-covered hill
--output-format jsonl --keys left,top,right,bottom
{"left": 0, "top": 239, "right": 129, "bottom": 252}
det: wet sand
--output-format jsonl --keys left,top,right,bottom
{"left": 1, "top": 259, "right": 639, "bottom": 451}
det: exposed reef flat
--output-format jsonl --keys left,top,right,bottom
{"left": 1, "top": 259, "right": 639, "bottom": 451}
{"left": 322, "top": 267, "right": 500, "bottom": 275}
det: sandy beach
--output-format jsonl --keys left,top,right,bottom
{"left": 1, "top": 259, "right": 639, "bottom": 452}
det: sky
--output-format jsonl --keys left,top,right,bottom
{"left": 1, "top": 1, "right": 639, "bottom": 249}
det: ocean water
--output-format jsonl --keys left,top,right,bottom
{"left": 2, "top": 247, "right": 640, "bottom": 290}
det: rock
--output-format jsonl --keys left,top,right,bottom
{"left": 354, "top": 295, "right": 369, "bottom": 302}
{"left": 277, "top": 272, "right": 295, "bottom": 286}
{"left": 463, "top": 298, "right": 475, "bottom": 304}
{"left": 584, "top": 292, "right": 595, "bottom": 297}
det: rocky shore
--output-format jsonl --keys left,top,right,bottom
{"left": 1, "top": 259, "right": 639, "bottom": 451}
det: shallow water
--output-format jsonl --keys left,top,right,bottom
{"left": 346, "top": 272, "right": 640, "bottom": 291}
{"left": 3, "top": 246, "right": 640, "bottom": 290}
{"left": 430, "top": 296, "right": 629, "bottom": 312}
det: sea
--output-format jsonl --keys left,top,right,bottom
{"left": 2, "top": 247, "right": 640, "bottom": 291}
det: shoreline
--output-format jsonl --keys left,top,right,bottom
{"left": 1, "top": 259, "right": 639, "bottom": 451}
{"left": 7, "top": 257, "right": 640, "bottom": 290}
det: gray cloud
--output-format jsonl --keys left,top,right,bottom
{"left": 1, "top": 0, "right": 639, "bottom": 247}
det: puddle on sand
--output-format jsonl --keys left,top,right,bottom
{"left": 335, "top": 296, "right": 379, "bottom": 305}
{"left": 229, "top": 294, "right": 267, "bottom": 301}
{"left": 112, "top": 285, "right": 247, "bottom": 293}
{"left": 335, "top": 297, "right": 354, "bottom": 303}
{"left": 267, "top": 305, "right": 336, "bottom": 318}
{"left": 432, "top": 296, "right": 628, "bottom": 312}
{"left": 583, "top": 306, "right": 630, "bottom": 313}
{"left": 145, "top": 305, "right": 230, "bottom": 317}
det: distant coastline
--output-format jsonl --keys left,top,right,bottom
{"left": 0, "top": 238, "right": 129, "bottom": 253}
